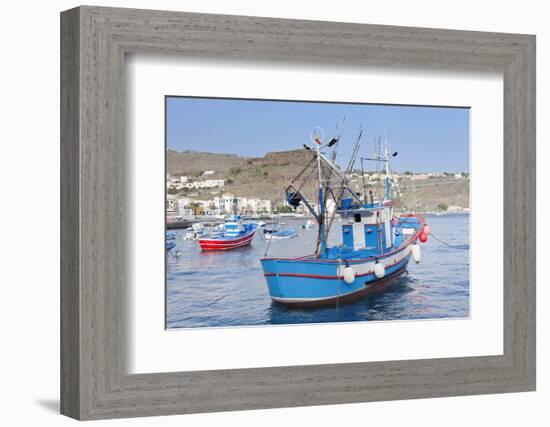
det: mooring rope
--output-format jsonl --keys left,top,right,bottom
{"left": 335, "top": 258, "right": 342, "bottom": 320}
{"left": 207, "top": 294, "right": 228, "bottom": 307}
{"left": 429, "top": 232, "right": 469, "bottom": 250}
{"left": 263, "top": 232, "right": 274, "bottom": 257}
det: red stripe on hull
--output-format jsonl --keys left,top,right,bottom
{"left": 274, "top": 266, "right": 408, "bottom": 308}
{"left": 262, "top": 255, "right": 408, "bottom": 280}
{"left": 199, "top": 234, "right": 255, "bottom": 251}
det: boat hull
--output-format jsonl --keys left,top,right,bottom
{"left": 265, "top": 232, "right": 297, "bottom": 240}
{"left": 261, "top": 240, "right": 415, "bottom": 307}
{"left": 272, "top": 265, "right": 408, "bottom": 308}
{"left": 198, "top": 225, "right": 258, "bottom": 251}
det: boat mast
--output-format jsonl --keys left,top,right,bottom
{"left": 384, "top": 128, "right": 391, "bottom": 201}
{"left": 360, "top": 129, "right": 397, "bottom": 204}
{"left": 325, "top": 128, "right": 362, "bottom": 236}
{"left": 315, "top": 134, "right": 327, "bottom": 258}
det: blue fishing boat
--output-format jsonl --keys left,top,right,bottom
{"left": 199, "top": 215, "right": 259, "bottom": 251}
{"left": 166, "top": 231, "right": 176, "bottom": 240}
{"left": 261, "top": 128, "right": 429, "bottom": 307}
{"left": 166, "top": 241, "right": 176, "bottom": 251}
{"left": 264, "top": 224, "right": 297, "bottom": 239}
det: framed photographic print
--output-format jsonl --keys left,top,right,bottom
{"left": 61, "top": 6, "right": 535, "bottom": 420}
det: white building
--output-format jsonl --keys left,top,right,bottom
{"left": 240, "top": 198, "right": 272, "bottom": 215}
{"left": 176, "top": 197, "right": 193, "bottom": 215}
{"left": 166, "top": 173, "right": 224, "bottom": 191}
{"left": 214, "top": 193, "right": 239, "bottom": 214}
{"left": 213, "top": 193, "right": 271, "bottom": 215}
{"left": 180, "top": 179, "right": 225, "bottom": 189}
{"left": 167, "top": 181, "right": 184, "bottom": 190}
{"left": 166, "top": 194, "right": 178, "bottom": 213}
{"left": 166, "top": 195, "right": 194, "bottom": 216}
{"left": 193, "top": 199, "right": 217, "bottom": 215}
{"left": 204, "top": 179, "right": 225, "bottom": 188}
{"left": 447, "top": 205, "right": 464, "bottom": 212}
{"left": 409, "top": 173, "right": 430, "bottom": 181}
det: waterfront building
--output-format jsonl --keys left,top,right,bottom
{"left": 213, "top": 193, "right": 271, "bottom": 215}
{"left": 166, "top": 194, "right": 178, "bottom": 214}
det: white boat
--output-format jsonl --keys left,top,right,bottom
{"left": 184, "top": 223, "right": 208, "bottom": 240}
{"left": 301, "top": 220, "right": 314, "bottom": 230}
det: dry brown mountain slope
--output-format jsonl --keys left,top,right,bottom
{"left": 167, "top": 150, "right": 244, "bottom": 177}
{"left": 167, "top": 149, "right": 318, "bottom": 204}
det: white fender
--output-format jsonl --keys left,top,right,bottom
{"left": 412, "top": 244, "right": 421, "bottom": 264}
{"left": 343, "top": 266, "right": 356, "bottom": 284}
{"left": 374, "top": 261, "right": 385, "bottom": 279}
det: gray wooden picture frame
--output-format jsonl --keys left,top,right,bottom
{"left": 60, "top": 5, "right": 536, "bottom": 420}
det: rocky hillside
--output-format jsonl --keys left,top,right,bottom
{"left": 167, "top": 149, "right": 320, "bottom": 204}
{"left": 393, "top": 177, "right": 469, "bottom": 212}
{"left": 167, "top": 150, "right": 243, "bottom": 177}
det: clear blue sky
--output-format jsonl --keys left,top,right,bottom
{"left": 166, "top": 96, "right": 469, "bottom": 173}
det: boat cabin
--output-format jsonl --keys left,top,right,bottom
{"left": 337, "top": 197, "right": 395, "bottom": 255}
{"left": 224, "top": 215, "right": 245, "bottom": 237}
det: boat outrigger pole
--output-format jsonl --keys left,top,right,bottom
{"left": 361, "top": 130, "right": 398, "bottom": 202}
{"left": 315, "top": 135, "right": 328, "bottom": 257}
{"left": 285, "top": 126, "right": 364, "bottom": 258}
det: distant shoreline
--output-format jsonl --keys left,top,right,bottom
{"left": 166, "top": 211, "right": 469, "bottom": 229}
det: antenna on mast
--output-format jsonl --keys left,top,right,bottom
{"left": 326, "top": 126, "right": 363, "bottom": 234}
{"left": 330, "top": 116, "right": 345, "bottom": 163}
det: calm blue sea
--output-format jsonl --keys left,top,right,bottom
{"left": 166, "top": 213, "right": 470, "bottom": 329}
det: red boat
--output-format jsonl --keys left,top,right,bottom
{"left": 198, "top": 215, "right": 259, "bottom": 251}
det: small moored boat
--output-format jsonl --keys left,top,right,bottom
{"left": 301, "top": 220, "right": 314, "bottom": 230}
{"left": 184, "top": 223, "right": 208, "bottom": 241}
{"left": 198, "top": 215, "right": 259, "bottom": 251}
{"left": 264, "top": 225, "right": 297, "bottom": 239}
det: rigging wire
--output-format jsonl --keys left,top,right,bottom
{"left": 429, "top": 231, "right": 469, "bottom": 250}
{"left": 287, "top": 155, "right": 317, "bottom": 189}
{"left": 326, "top": 128, "right": 363, "bottom": 234}
{"left": 291, "top": 160, "right": 317, "bottom": 195}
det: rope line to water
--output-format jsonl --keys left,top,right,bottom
{"left": 207, "top": 294, "right": 228, "bottom": 307}
{"left": 263, "top": 232, "right": 274, "bottom": 257}
{"left": 429, "top": 232, "right": 469, "bottom": 250}
{"left": 336, "top": 258, "right": 342, "bottom": 320}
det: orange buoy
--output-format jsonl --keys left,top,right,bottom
{"left": 419, "top": 232, "right": 428, "bottom": 243}
{"left": 423, "top": 225, "right": 431, "bottom": 235}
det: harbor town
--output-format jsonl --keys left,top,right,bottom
{"left": 166, "top": 168, "right": 470, "bottom": 229}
